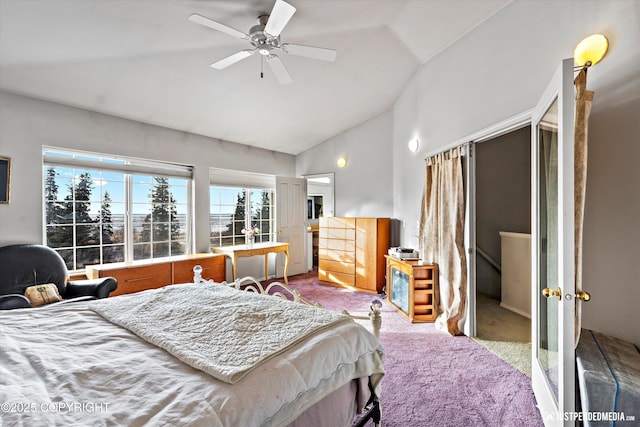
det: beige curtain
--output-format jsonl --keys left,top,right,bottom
{"left": 419, "top": 147, "right": 467, "bottom": 336}
{"left": 574, "top": 68, "right": 594, "bottom": 345}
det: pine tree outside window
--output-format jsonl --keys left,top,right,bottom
{"left": 43, "top": 149, "right": 192, "bottom": 271}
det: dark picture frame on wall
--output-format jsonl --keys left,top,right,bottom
{"left": 0, "top": 156, "right": 11, "bottom": 204}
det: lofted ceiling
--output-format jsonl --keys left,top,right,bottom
{"left": 0, "top": 0, "right": 510, "bottom": 155}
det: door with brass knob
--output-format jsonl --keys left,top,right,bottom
{"left": 531, "top": 59, "right": 584, "bottom": 426}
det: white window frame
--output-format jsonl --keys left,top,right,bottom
{"left": 209, "top": 168, "right": 276, "bottom": 247}
{"left": 43, "top": 147, "right": 194, "bottom": 271}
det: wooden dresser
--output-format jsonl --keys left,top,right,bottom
{"left": 385, "top": 256, "right": 438, "bottom": 322}
{"left": 318, "top": 217, "right": 390, "bottom": 294}
{"left": 86, "top": 253, "right": 226, "bottom": 297}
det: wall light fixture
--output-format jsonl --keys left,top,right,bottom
{"left": 408, "top": 138, "right": 420, "bottom": 153}
{"left": 336, "top": 156, "right": 348, "bottom": 168}
{"left": 574, "top": 34, "right": 609, "bottom": 67}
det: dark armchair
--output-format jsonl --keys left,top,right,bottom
{"left": 0, "top": 244, "right": 117, "bottom": 310}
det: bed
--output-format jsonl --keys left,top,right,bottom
{"left": 0, "top": 270, "right": 384, "bottom": 427}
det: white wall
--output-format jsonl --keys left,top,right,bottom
{"left": 0, "top": 92, "right": 295, "bottom": 280}
{"left": 296, "top": 111, "right": 394, "bottom": 218}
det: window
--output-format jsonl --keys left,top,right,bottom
{"left": 43, "top": 149, "right": 192, "bottom": 271}
{"left": 131, "top": 175, "right": 189, "bottom": 260}
{"left": 209, "top": 168, "right": 276, "bottom": 248}
{"left": 209, "top": 187, "right": 275, "bottom": 247}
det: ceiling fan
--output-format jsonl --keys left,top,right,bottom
{"left": 189, "top": 0, "right": 337, "bottom": 84}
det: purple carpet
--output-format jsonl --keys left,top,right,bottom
{"left": 265, "top": 271, "right": 544, "bottom": 427}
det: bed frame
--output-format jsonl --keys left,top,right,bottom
{"left": 193, "top": 265, "right": 383, "bottom": 427}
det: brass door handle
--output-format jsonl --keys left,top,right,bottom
{"left": 542, "top": 287, "right": 562, "bottom": 300}
{"left": 575, "top": 291, "right": 591, "bottom": 302}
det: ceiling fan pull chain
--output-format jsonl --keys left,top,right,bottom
{"left": 261, "top": 55, "right": 264, "bottom": 79}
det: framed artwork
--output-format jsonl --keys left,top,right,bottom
{"left": 0, "top": 156, "right": 10, "bottom": 204}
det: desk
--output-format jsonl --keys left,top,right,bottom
{"left": 211, "top": 242, "right": 290, "bottom": 284}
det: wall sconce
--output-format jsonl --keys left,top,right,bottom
{"left": 574, "top": 34, "right": 608, "bottom": 67}
{"left": 336, "top": 156, "right": 348, "bottom": 168}
{"left": 408, "top": 138, "right": 420, "bottom": 153}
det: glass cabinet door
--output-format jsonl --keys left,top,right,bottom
{"left": 390, "top": 267, "right": 410, "bottom": 315}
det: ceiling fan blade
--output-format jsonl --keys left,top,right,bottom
{"left": 281, "top": 43, "right": 337, "bottom": 62}
{"left": 264, "top": 0, "right": 296, "bottom": 37}
{"left": 210, "top": 49, "right": 256, "bottom": 69}
{"left": 189, "top": 13, "right": 249, "bottom": 40}
{"left": 266, "top": 55, "right": 293, "bottom": 85}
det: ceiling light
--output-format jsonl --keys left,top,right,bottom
{"left": 408, "top": 138, "right": 420, "bottom": 153}
{"left": 259, "top": 47, "right": 270, "bottom": 56}
{"left": 336, "top": 156, "right": 348, "bottom": 168}
{"left": 574, "top": 34, "right": 608, "bottom": 67}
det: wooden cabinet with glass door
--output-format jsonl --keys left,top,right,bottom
{"left": 385, "top": 255, "right": 438, "bottom": 322}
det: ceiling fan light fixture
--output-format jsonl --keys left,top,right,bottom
{"left": 259, "top": 47, "right": 270, "bottom": 56}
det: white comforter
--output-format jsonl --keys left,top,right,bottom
{"left": 0, "top": 287, "right": 384, "bottom": 427}
{"left": 89, "top": 283, "right": 351, "bottom": 384}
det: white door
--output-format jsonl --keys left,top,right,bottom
{"left": 275, "top": 176, "right": 307, "bottom": 277}
{"left": 531, "top": 58, "right": 576, "bottom": 426}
